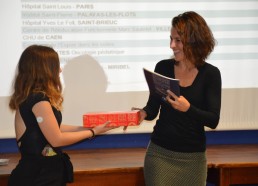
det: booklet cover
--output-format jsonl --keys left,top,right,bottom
{"left": 143, "top": 68, "right": 180, "bottom": 99}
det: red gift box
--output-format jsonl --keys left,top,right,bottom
{"left": 83, "top": 110, "right": 140, "bottom": 127}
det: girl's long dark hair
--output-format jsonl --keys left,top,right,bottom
{"left": 9, "top": 45, "right": 63, "bottom": 111}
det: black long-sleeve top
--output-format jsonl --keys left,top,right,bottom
{"left": 143, "top": 59, "right": 222, "bottom": 152}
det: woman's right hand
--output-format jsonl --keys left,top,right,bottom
{"left": 123, "top": 107, "right": 147, "bottom": 131}
{"left": 131, "top": 107, "right": 147, "bottom": 123}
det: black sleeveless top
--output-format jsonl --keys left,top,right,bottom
{"left": 18, "top": 93, "right": 62, "bottom": 156}
{"left": 8, "top": 93, "right": 73, "bottom": 186}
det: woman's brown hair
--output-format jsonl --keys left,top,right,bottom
{"left": 172, "top": 11, "right": 215, "bottom": 66}
{"left": 9, "top": 45, "right": 63, "bottom": 111}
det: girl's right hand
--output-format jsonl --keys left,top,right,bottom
{"left": 92, "top": 121, "right": 118, "bottom": 135}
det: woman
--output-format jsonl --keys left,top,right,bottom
{"left": 133, "top": 11, "right": 222, "bottom": 186}
{"left": 8, "top": 45, "right": 116, "bottom": 186}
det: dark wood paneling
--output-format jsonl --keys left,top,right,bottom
{"left": 1, "top": 145, "right": 258, "bottom": 186}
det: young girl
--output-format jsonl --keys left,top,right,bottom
{"left": 8, "top": 45, "right": 116, "bottom": 186}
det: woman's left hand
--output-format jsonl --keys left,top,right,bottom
{"left": 166, "top": 90, "right": 190, "bottom": 112}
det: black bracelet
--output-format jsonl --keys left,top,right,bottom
{"left": 88, "top": 129, "right": 95, "bottom": 139}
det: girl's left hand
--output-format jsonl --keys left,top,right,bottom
{"left": 166, "top": 90, "right": 190, "bottom": 112}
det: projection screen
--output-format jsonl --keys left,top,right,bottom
{"left": 0, "top": 0, "right": 258, "bottom": 138}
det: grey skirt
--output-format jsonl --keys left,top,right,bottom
{"left": 144, "top": 142, "right": 207, "bottom": 186}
